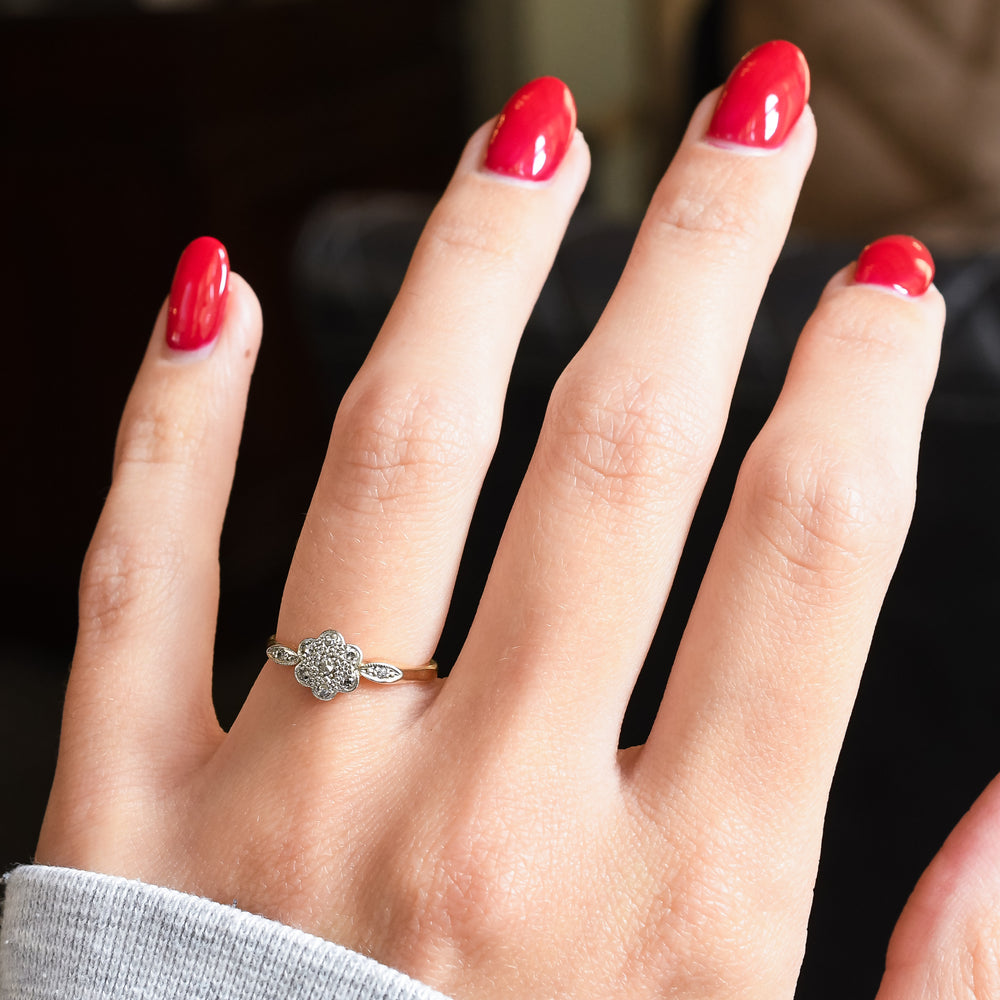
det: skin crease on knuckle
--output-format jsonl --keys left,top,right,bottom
{"left": 114, "top": 409, "right": 197, "bottom": 471}
{"left": 112, "top": 366, "right": 226, "bottom": 472}
{"left": 647, "top": 161, "right": 768, "bottom": 258}
{"left": 420, "top": 198, "right": 527, "bottom": 280}
{"left": 539, "top": 363, "right": 715, "bottom": 520}
{"left": 734, "top": 432, "right": 915, "bottom": 601}
{"left": 77, "top": 523, "right": 190, "bottom": 643}
{"left": 328, "top": 375, "right": 497, "bottom": 516}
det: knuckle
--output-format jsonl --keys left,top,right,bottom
{"left": 114, "top": 396, "right": 200, "bottom": 471}
{"left": 78, "top": 524, "right": 184, "bottom": 639}
{"left": 817, "top": 296, "right": 936, "bottom": 365}
{"left": 541, "top": 366, "right": 712, "bottom": 513}
{"left": 421, "top": 201, "right": 520, "bottom": 277}
{"left": 648, "top": 166, "right": 763, "bottom": 256}
{"left": 333, "top": 377, "right": 494, "bottom": 512}
{"left": 739, "top": 434, "right": 914, "bottom": 592}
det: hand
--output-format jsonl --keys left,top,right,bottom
{"left": 36, "top": 42, "right": 995, "bottom": 1000}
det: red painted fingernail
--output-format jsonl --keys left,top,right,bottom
{"left": 484, "top": 76, "right": 577, "bottom": 182}
{"left": 855, "top": 235, "right": 935, "bottom": 296}
{"left": 165, "top": 236, "right": 230, "bottom": 351}
{"left": 706, "top": 40, "right": 809, "bottom": 149}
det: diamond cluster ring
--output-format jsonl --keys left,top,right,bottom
{"left": 266, "top": 629, "right": 438, "bottom": 701}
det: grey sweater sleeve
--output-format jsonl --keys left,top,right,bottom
{"left": 0, "top": 866, "right": 453, "bottom": 1000}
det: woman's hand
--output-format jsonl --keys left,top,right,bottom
{"left": 36, "top": 41, "right": 994, "bottom": 1000}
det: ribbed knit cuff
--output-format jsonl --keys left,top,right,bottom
{"left": 1, "top": 865, "right": 452, "bottom": 1000}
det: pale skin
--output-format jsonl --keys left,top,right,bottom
{"left": 36, "top": 87, "right": 1000, "bottom": 1000}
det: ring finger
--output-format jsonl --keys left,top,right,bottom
{"left": 246, "top": 78, "right": 589, "bottom": 724}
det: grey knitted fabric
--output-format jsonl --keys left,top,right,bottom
{"left": 0, "top": 866, "right": 453, "bottom": 1000}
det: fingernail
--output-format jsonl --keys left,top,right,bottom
{"left": 854, "top": 235, "right": 935, "bottom": 296}
{"left": 165, "top": 236, "right": 230, "bottom": 351}
{"left": 706, "top": 40, "right": 810, "bottom": 150}
{"left": 484, "top": 76, "right": 576, "bottom": 182}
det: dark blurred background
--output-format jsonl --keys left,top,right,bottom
{"left": 2, "top": 2, "right": 1000, "bottom": 998}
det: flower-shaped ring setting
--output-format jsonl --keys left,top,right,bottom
{"left": 266, "top": 629, "right": 438, "bottom": 701}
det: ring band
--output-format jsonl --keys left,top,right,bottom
{"left": 266, "top": 629, "right": 438, "bottom": 701}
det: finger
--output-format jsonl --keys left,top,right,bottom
{"left": 639, "top": 240, "right": 943, "bottom": 969}
{"left": 449, "top": 42, "right": 814, "bottom": 742}
{"left": 877, "top": 771, "right": 1000, "bottom": 1000}
{"left": 252, "top": 79, "right": 588, "bottom": 717}
{"left": 65, "top": 240, "right": 261, "bottom": 771}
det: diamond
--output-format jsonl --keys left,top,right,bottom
{"left": 266, "top": 644, "right": 300, "bottom": 667}
{"left": 360, "top": 662, "right": 403, "bottom": 683}
{"left": 293, "top": 631, "right": 362, "bottom": 700}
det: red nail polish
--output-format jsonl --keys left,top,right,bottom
{"left": 484, "top": 76, "right": 576, "bottom": 182}
{"left": 166, "top": 236, "right": 230, "bottom": 351}
{"left": 855, "top": 235, "right": 935, "bottom": 296}
{"left": 706, "top": 40, "right": 809, "bottom": 149}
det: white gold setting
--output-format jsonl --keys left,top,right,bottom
{"left": 266, "top": 629, "right": 437, "bottom": 701}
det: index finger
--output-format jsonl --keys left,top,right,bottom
{"left": 61, "top": 249, "right": 262, "bottom": 776}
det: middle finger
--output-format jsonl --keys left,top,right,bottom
{"left": 450, "top": 42, "right": 813, "bottom": 741}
